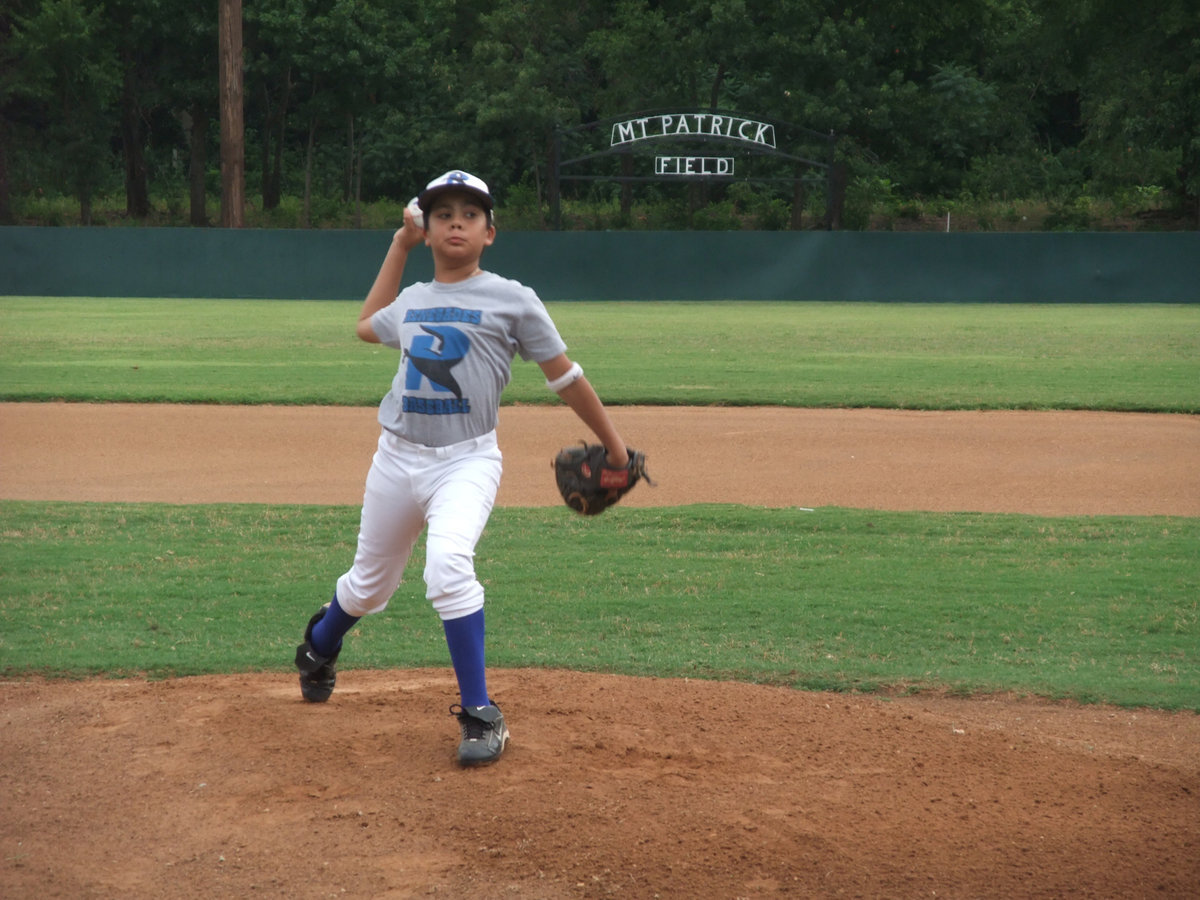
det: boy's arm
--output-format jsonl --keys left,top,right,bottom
{"left": 356, "top": 211, "right": 425, "bottom": 343}
{"left": 539, "top": 354, "right": 630, "bottom": 467}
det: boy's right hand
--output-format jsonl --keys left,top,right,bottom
{"left": 395, "top": 208, "right": 425, "bottom": 250}
{"left": 405, "top": 196, "right": 425, "bottom": 231}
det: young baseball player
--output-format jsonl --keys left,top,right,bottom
{"left": 294, "top": 170, "right": 633, "bottom": 767}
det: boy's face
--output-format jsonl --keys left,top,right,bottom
{"left": 425, "top": 191, "right": 495, "bottom": 262}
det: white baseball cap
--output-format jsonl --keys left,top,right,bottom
{"left": 417, "top": 170, "right": 494, "bottom": 217}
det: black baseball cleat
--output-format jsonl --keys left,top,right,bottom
{"left": 294, "top": 604, "right": 340, "bottom": 702}
{"left": 451, "top": 703, "right": 510, "bottom": 767}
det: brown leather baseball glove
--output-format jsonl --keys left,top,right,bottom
{"left": 552, "top": 442, "right": 653, "bottom": 515}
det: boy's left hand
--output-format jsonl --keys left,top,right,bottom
{"left": 553, "top": 442, "right": 654, "bottom": 516}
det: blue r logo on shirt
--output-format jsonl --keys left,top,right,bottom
{"left": 404, "top": 325, "right": 469, "bottom": 399}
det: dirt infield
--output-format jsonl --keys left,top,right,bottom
{"left": 3, "top": 402, "right": 1199, "bottom": 514}
{"left": 2, "top": 403, "right": 1198, "bottom": 899}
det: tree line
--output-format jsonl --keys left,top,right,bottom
{"left": 1, "top": 0, "right": 1196, "bottom": 229}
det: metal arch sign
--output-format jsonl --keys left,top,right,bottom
{"left": 610, "top": 113, "right": 777, "bottom": 150}
{"left": 549, "top": 108, "right": 842, "bottom": 228}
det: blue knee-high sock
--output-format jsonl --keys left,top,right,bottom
{"left": 442, "top": 609, "right": 489, "bottom": 708}
{"left": 310, "top": 595, "right": 359, "bottom": 659}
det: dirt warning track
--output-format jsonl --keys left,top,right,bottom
{"left": 2, "top": 402, "right": 1197, "bottom": 515}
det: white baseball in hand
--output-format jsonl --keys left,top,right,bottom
{"left": 406, "top": 197, "right": 424, "bottom": 231}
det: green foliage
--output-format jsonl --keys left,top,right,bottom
{"left": 2, "top": 502, "right": 1196, "bottom": 710}
{"left": 1, "top": 298, "right": 1197, "bottom": 412}
{"left": 1043, "top": 196, "right": 1098, "bottom": 232}
{"left": 5, "top": 0, "right": 122, "bottom": 221}
{"left": 3, "top": 0, "right": 1197, "bottom": 229}
{"left": 1065, "top": 0, "right": 1200, "bottom": 210}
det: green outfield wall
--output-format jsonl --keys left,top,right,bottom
{"left": 1, "top": 227, "right": 1195, "bottom": 302}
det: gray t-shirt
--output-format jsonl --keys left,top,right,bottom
{"left": 371, "top": 272, "right": 567, "bottom": 446}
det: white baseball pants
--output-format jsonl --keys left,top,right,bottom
{"left": 335, "top": 429, "right": 502, "bottom": 621}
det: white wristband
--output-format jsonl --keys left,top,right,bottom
{"left": 545, "top": 362, "right": 584, "bottom": 393}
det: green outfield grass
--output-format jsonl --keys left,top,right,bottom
{"left": 0, "top": 502, "right": 1195, "bottom": 710}
{"left": 1, "top": 297, "right": 1197, "bottom": 411}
